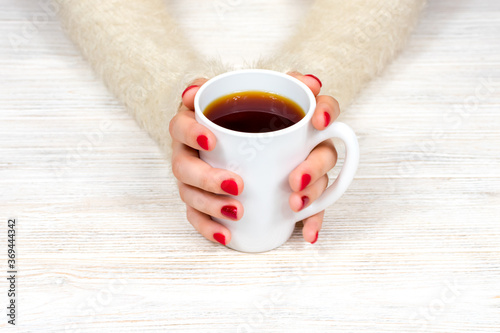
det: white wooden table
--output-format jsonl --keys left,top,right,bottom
{"left": 1, "top": 0, "right": 499, "bottom": 332}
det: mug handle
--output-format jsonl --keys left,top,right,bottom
{"left": 293, "top": 122, "right": 360, "bottom": 222}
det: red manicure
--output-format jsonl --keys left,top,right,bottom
{"left": 221, "top": 205, "right": 238, "bottom": 220}
{"left": 197, "top": 135, "right": 209, "bottom": 150}
{"left": 305, "top": 74, "right": 322, "bottom": 88}
{"left": 300, "top": 196, "right": 309, "bottom": 210}
{"left": 324, "top": 111, "right": 331, "bottom": 128}
{"left": 181, "top": 85, "right": 198, "bottom": 98}
{"left": 213, "top": 233, "right": 226, "bottom": 245}
{"left": 221, "top": 179, "right": 238, "bottom": 195}
{"left": 300, "top": 174, "right": 311, "bottom": 191}
{"left": 311, "top": 231, "right": 319, "bottom": 244}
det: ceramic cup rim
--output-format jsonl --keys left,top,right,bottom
{"left": 194, "top": 69, "right": 317, "bottom": 138}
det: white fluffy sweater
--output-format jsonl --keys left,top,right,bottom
{"left": 55, "top": 0, "right": 426, "bottom": 155}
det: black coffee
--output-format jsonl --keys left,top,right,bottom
{"left": 203, "top": 91, "right": 305, "bottom": 133}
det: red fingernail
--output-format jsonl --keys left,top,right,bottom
{"left": 221, "top": 179, "right": 238, "bottom": 195}
{"left": 300, "top": 174, "right": 311, "bottom": 191}
{"left": 305, "top": 74, "right": 322, "bottom": 88}
{"left": 213, "top": 232, "right": 226, "bottom": 245}
{"left": 181, "top": 85, "right": 198, "bottom": 98}
{"left": 300, "top": 196, "right": 309, "bottom": 210}
{"left": 311, "top": 231, "right": 319, "bottom": 244}
{"left": 324, "top": 111, "right": 331, "bottom": 128}
{"left": 221, "top": 205, "right": 238, "bottom": 220}
{"left": 197, "top": 135, "right": 209, "bottom": 150}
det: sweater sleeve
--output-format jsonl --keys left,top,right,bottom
{"left": 55, "top": 0, "right": 425, "bottom": 157}
{"left": 54, "top": 0, "right": 228, "bottom": 156}
{"left": 256, "top": 0, "right": 427, "bottom": 109}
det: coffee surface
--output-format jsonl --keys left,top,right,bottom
{"left": 203, "top": 91, "right": 305, "bottom": 133}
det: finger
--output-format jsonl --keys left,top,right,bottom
{"left": 169, "top": 109, "right": 216, "bottom": 151}
{"left": 287, "top": 71, "right": 322, "bottom": 97}
{"left": 186, "top": 205, "right": 231, "bottom": 246}
{"left": 181, "top": 78, "right": 209, "bottom": 110}
{"left": 302, "top": 210, "right": 324, "bottom": 244}
{"left": 172, "top": 141, "right": 244, "bottom": 196}
{"left": 178, "top": 182, "right": 243, "bottom": 221}
{"left": 311, "top": 95, "right": 341, "bottom": 130}
{"left": 289, "top": 174, "right": 328, "bottom": 212}
{"left": 289, "top": 140, "right": 337, "bottom": 192}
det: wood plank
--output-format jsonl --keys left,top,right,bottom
{"left": 0, "top": 0, "right": 499, "bottom": 331}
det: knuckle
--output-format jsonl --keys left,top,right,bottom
{"left": 185, "top": 206, "right": 196, "bottom": 224}
{"left": 168, "top": 115, "right": 177, "bottom": 137}
{"left": 178, "top": 184, "right": 187, "bottom": 203}
{"left": 322, "top": 175, "right": 329, "bottom": 190}
{"left": 171, "top": 157, "right": 182, "bottom": 179}
{"left": 327, "top": 95, "right": 339, "bottom": 108}
{"left": 332, "top": 145, "right": 338, "bottom": 160}
{"left": 199, "top": 171, "right": 212, "bottom": 192}
{"left": 328, "top": 142, "right": 338, "bottom": 162}
{"left": 287, "top": 71, "right": 302, "bottom": 77}
{"left": 190, "top": 78, "right": 208, "bottom": 87}
{"left": 193, "top": 194, "right": 209, "bottom": 213}
{"left": 331, "top": 98, "right": 340, "bottom": 114}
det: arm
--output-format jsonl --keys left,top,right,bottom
{"left": 55, "top": 0, "right": 426, "bottom": 154}
{"left": 54, "top": 0, "right": 228, "bottom": 155}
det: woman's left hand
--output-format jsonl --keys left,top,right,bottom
{"left": 286, "top": 72, "right": 340, "bottom": 244}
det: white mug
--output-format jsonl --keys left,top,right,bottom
{"left": 194, "top": 69, "right": 359, "bottom": 252}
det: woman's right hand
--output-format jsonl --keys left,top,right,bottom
{"left": 169, "top": 79, "right": 245, "bottom": 246}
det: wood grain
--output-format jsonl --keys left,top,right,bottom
{"left": 1, "top": 0, "right": 499, "bottom": 331}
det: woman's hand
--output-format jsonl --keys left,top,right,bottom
{"left": 169, "top": 78, "right": 244, "bottom": 246}
{"left": 286, "top": 73, "right": 339, "bottom": 244}
{"left": 169, "top": 73, "right": 339, "bottom": 246}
